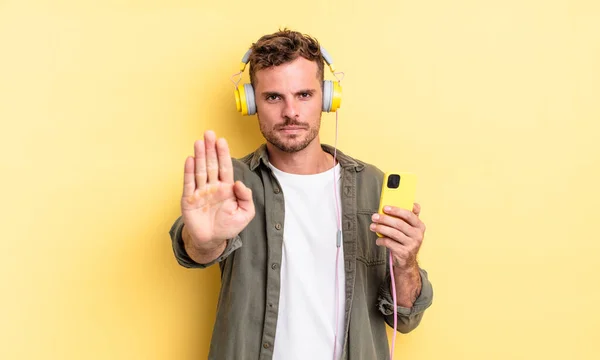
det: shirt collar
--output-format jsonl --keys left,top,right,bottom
{"left": 248, "top": 143, "right": 364, "bottom": 172}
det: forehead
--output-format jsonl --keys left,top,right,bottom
{"left": 254, "top": 57, "right": 321, "bottom": 92}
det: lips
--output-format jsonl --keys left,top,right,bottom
{"left": 279, "top": 126, "right": 306, "bottom": 130}
{"left": 277, "top": 122, "right": 308, "bottom": 131}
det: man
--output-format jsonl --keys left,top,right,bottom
{"left": 169, "top": 29, "right": 433, "bottom": 360}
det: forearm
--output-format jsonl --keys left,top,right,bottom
{"left": 391, "top": 264, "right": 422, "bottom": 308}
{"left": 377, "top": 266, "right": 433, "bottom": 333}
{"left": 182, "top": 225, "right": 227, "bottom": 264}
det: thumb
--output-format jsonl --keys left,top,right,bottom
{"left": 413, "top": 202, "right": 421, "bottom": 217}
{"left": 233, "top": 181, "right": 254, "bottom": 212}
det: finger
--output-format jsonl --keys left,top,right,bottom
{"left": 183, "top": 156, "right": 195, "bottom": 197}
{"left": 204, "top": 130, "right": 219, "bottom": 184}
{"left": 411, "top": 203, "right": 427, "bottom": 232}
{"left": 233, "top": 181, "right": 255, "bottom": 215}
{"left": 194, "top": 139, "right": 207, "bottom": 191}
{"left": 372, "top": 213, "right": 419, "bottom": 239}
{"left": 413, "top": 203, "right": 421, "bottom": 217}
{"left": 217, "top": 137, "right": 234, "bottom": 184}
{"left": 375, "top": 237, "right": 408, "bottom": 260}
{"left": 370, "top": 222, "right": 411, "bottom": 246}
{"left": 382, "top": 206, "right": 421, "bottom": 228}
{"left": 376, "top": 238, "right": 417, "bottom": 269}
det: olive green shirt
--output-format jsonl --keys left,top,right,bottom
{"left": 169, "top": 144, "right": 433, "bottom": 360}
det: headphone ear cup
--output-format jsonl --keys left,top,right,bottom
{"left": 322, "top": 80, "right": 333, "bottom": 112}
{"left": 322, "top": 80, "right": 342, "bottom": 113}
{"left": 235, "top": 86, "right": 243, "bottom": 113}
{"left": 235, "top": 83, "right": 257, "bottom": 116}
{"left": 244, "top": 83, "right": 256, "bottom": 115}
{"left": 330, "top": 80, "right": 342, "bottom": 112}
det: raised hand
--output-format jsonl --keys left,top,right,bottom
{"left": 180, "top": 130, "right": 255, "bottom": 259}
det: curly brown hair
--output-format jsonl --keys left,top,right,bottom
{"left": 248, "top": 29, "right": 325, "bottom": 87}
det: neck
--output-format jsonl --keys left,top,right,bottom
{"left": 266, "top": 137, "right": 335, "bottom": 175}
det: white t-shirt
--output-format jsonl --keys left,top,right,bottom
{"left": 268, "top": 162, "right": 346, "bottom": 360}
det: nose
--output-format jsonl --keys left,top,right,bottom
{"left": 281, "top": 98, "right": 299, "bottom": 119}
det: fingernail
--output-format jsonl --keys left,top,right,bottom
{"left": 384, "top": 206, "right": 391, "bottom": 212}
{"left": 372, "top": 214, "right": 379, "bottom": 221}
{"left": 370, "top": 223, "right": 376, "bottom": 230}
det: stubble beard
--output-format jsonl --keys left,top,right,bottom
{"left": 258, "top": 115, "right": 321, "bottom": 153}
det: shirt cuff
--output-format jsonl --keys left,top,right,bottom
{"left": 377, "top": 267, "right": 434, "bottom": 317}
{"left": 169, "top": 216, "right": 242, "bottom": 268}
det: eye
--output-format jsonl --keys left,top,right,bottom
{"left": 266, "top": 94, "right": 281, "bottom": 102}
{"left": 299, "top": 92, "right": 311, "bottom": 99}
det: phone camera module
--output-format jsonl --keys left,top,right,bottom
{"left": 387, "top": 174, "right": 400, "bottom": 189}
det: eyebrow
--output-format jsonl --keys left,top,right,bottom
{"left": 261, "top": 91, "right": 282, "bottom": 98}
{"left": 297, "top": 89, "right": 317, "bottom": 96}
{"left": 261, "top": 89, "right": 317, "bottom": 98}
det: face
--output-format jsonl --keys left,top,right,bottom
{"left": 253, "top": 57, "right": 323, "bottom": 153}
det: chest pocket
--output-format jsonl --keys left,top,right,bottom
{"left": 356, "top": 208, "right": 387, "bottom": 267}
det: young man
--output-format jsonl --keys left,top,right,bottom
{"left": 169, "top": 29, "right": 433, "bottom": 360}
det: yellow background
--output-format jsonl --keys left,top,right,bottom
{"left": 1, "top": 0, "right": 599, "bottom": 359}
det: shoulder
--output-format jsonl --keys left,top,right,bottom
{"left": 231, "top": 154, "right": 251, "bottom": 177}
{"left": 338, "top": 151, "right": 384, "bottom": 209}
{"left": 356, "top": 159, "right": 384, "bottom": 194}
{"left": 358, "top": 159, "right": 384, "bottom": 179}
{"left": 233, "top": 152, "right": 253, "bottom": 170}
{"left": 338, "top": 148, "right": 384, "bottom": 181}
{"left": 335, "top": 149, "right": 385, "bottom": 201}
{"left": 229, "top": 149, "right": 262, "bottom": 184}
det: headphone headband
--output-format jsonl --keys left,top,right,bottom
{"left": 239, "top": 46, "right": 336, "bottom": 73}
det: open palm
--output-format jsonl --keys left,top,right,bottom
{"left": 181, "top": 131, "right": 255, "bottom": 251}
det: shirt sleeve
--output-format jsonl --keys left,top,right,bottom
{"left": 376, "top": 267, "right": 434, "bottom": 333}
{"left": 169, "top": 215, "right": 242, "bottom": 268}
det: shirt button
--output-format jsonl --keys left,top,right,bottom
{"left": 263, "top": 342, "right": 270, "bottom": 349}
{"left": 271, "top": 263, "right": 279, "bottom": 270}
{"left": 274, "top": 187, "right": 280, "bottom": 194}
{"left": 275, "top": 223, "right": 282, "bottom": 230}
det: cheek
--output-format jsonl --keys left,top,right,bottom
{"left": 303, "top": 97, "right": 323, "bottom": 116}
{"left": 257, "top": 101, "right": 277, "bottom": 116}
{"left": 257, "top": 104, "right": 281, "bottom": 125}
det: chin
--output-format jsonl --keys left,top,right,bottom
{"left": 270, "top": 134, "right": 312, "bottom": 153}
{"left": 276, "top": 140, "right": 310, "bottom": 153}
{"left": 260, "top": 121, "right": 320, "bottom": 153}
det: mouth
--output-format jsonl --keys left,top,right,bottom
{"left": 277, "top": 125, "right": 307, "bottom": 134}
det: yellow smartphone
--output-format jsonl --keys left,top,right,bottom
{"left": 377, "top": 172, "right": 417, "bottom": 237}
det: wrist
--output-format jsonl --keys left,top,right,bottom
{"left": 392, "top": 259, "right": 419, "bottom": 277}
{"left": 391, "top": 264, "right": 422, "bottom": 305}
{"left": 182, "top": 225, "right": 227, "bottom": 261}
